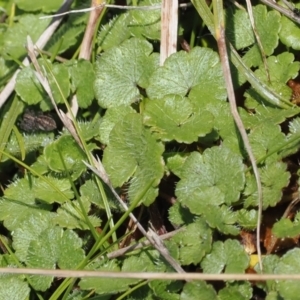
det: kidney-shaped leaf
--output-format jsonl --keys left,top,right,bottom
{"left": 201, "top": 239, "right": 249, "bottom": 274}
{"left": 143, "top": 95, "right": 214, "bottom": 143}
{"left": 94, "top": 38, "right": 159, "bottom": 108}
{"left": 147, "top": 47, "right": 226, "bottom": 101}
{"left": 176, "top": 146, "right": 245, "bottom": 213}
{"left": 27, "top": 227, "right": 85, "bottom": 291}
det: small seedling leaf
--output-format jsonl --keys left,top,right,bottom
{"left": 225, "top": 8, "right": 255, "bottom": 50}
{"left": 165, "top": 152, "right": 188, "bottom": 178}
{"left": 15, "top": 66, "right": 46, "bottom": 105}
{"left": 53, "top": 197, "right": 101, "bottom": 230}
{"left": 218, "top": 281, "right": 252, "bottom": 300}
{"left": 205, "top": 205, "right": 239, "bottom": 235}
{"left": 180, "top": 281, "right": 217, "bottom": 300}
{"left": 201, "top": 239, "right": 249, "bottom": 274}
{"left": 128, "top": 0, "right": 161, "bottom": 40}
{"left": 143, "top": 95, "right": 214, "bottom": 143}
{"left": 176, "top": 146, "right": 245, "bottom": 210}
{"left": 27, "top": 227, "right": 85, "bottom": 291}
{"left": 254, "top": 53, "right": 300, "bottom": 84}
{"left": 16, "top": 61, "right": 70, "bottom": 109}
{"left": 75, "top": 120, "right": 101, "bottom": 141}
{"left": 272, "top": 211, "right": 300, "bottom": 238}
{"left": 149, "top": 280, "right": 182, "bottom": 300}
{"left": 168, "top": 202, "right": 195, "bottom": 227}
{"left": 97, "top": 13, "right": 131, "bottom": 51}
{"left": 44, "top": 135, "right": 86, "bottom": 180}
{"left": 80, "top": 179, "right": 121, "bottom": 211}
{"left": 248, "top": 122, "right": 286, "bottom": 162}
{"left": 32, "top": 176, "right": 74, "bottom": 203}
{"left": 171, "top": 218, "right": 212, "bottom": 265}
{"left": 244, "top": 161, "right": 290, "bottom": 209}
{"left": 45, "top": 15, "right": 87, "bottom": 55}
{"left": 236, "top": 209, "right": 258, "bottom": 230}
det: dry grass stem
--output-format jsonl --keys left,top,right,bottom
{"left": 160, "top": 0, "right": 178, "bottom": 65}
{"left": 3, "top": 267, "right": 300, "bottom": 281}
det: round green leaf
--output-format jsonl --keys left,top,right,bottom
{"left": 12, "top": 213, "right": 53, "bottom": 262}
{"left": 143, "top": 95, "right": 214, "bottom": 143}
{"left": 176, "top": 146, "right": 245, "bottom": 211}
{"left": 15, "top": 67, "right": 45, "bottom": 105}
{"left": 27, "top": 227, "right": 85, "bottom": 291}
{"left": 171, "top": 218, "right": 212, "bottom": 265}
{"left": 147, "top": 47, "right": 226, "bottom": 101}
{"left": 0, "top": 14, "right": 49, "bottom": 60}
{"left": 0, "top": 277, "right": 30, "bottom": 300}
{"left": 219, "top": 282, "right": 252, "bottom": 300}
{"left": 94, "top": 38, "right": 159, "bottom": 108}
{"left": 201, "top": 239, "right": 249, "bottom": 274}
{"left": 180, "top": 281, "right": 217, "bottom": 300}
{"left": 225, "top": 8, "right": 255, "bottom": 50}
{"left": 244, "top": 161, "right": 290, "bottom": 209}
{"left": 98, "top": 106, "right": 136, "bottom": 145}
